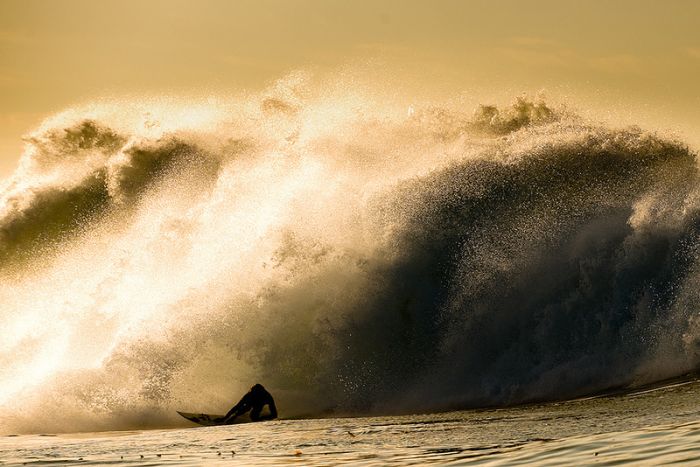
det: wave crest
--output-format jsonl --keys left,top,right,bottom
{"left": 1, "top": 78, "right": 699, "bottom": 433}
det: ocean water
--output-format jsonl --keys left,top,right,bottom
{"left": 3, "top": 378, "right": 700, "bottom": 465}
{"left": 1, "top": 71, "right": 700, "bottom": 464}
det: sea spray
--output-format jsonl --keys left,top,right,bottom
{"left": 1, "top": 73, "right": 699, "bottom": 433}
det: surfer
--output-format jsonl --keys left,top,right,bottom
{"left": 221, "top": 383, "right": 277, "bottom": 423}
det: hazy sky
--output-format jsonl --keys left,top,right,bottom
{"left": 1, "top": 0, "right": 699, "bottom": 177}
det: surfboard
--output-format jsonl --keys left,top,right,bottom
{"left": 177, "top": 411, "right": 226, "bottom": 426}
{"left": 177, "top": 411, "right": 253, "bottom": 426}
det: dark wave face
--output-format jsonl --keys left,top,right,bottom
{"left": 1, "top": 74, "right": 699, "bottom": 433}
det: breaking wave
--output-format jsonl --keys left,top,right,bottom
{"left": 1, "top": 72, "right": 700, "bottom": 433}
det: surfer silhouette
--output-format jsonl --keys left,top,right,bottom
{"left": 220, "top": 383, "right": 277, "bottom": 423}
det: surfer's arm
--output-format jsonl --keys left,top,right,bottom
{"left": 224, "top": 395, "right": 251, "bottom": 419}
{"left": 224, "top": 404, "right": 239, "bottom": 419}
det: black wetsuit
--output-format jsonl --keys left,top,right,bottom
{"left": 224, "top": 384, "right": 277, "bottom": 423}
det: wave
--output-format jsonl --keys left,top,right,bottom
{"left": 1, "top": 73, "right": 699, "bottom": 433}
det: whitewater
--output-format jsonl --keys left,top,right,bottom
{"left": 2, "top": 71, "right": 700, "bottom": 464}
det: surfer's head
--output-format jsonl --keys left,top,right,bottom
{"left": 251, "top": 383, "right": 265, "bottom": 393}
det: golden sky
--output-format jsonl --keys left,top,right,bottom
{"left": 1, "top": 0, "right": 700, "bottom": 177}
